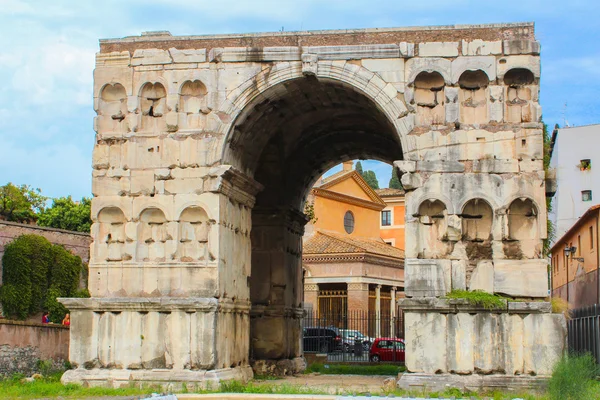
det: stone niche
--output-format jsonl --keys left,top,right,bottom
{"left": 139, "top": 82, "right": 167, "bottom": 132}
{"left": 417, "top": 199, "right": 451, "bottom": 259}
{"left": 177, "top": 206, "right": 212, "bottom": 263}
{"left": 178, "top": 80, "right": 209, "bottom": 130}
{"left": 137, "top": 208, "right": 171, "bottom": 262}
{"left": 458, "top": 70, "right": 489, "bottom": 125}
{"left": 504, "top": 68, "right": 536, "bottom": 123}
{"left": 97, "top": 83, "right": 128, "bottom": 134}
{"left": 413, "top": 71, "right": 446, "bottom": 126}
{"left": 506, "top": 198, "right": 540, "bottom": 259}
{"left": 95, "top": 207, "right": 128, "bottom": 263}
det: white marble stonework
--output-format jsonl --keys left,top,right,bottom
{"left": 61, "top": 22, "right": 564, "bottom": 389}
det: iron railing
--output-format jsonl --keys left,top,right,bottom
{"left": 302, "top": 308, "right": 405, "bottom": 363}
{"left": 568, "top": 304, "right": 600, "bottom": 364}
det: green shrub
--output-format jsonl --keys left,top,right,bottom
{"left": 0, "top": 283, "right": 31, "bottom": 320}
{"left": 548, "top": 352, "right": 598, "bottom": 400}
{"left": 0, "top": 235, "right": 84, "bottom": 321}
{"left": 0, "top": 235, "right": 54, "bottom": 318}
{"left": 49, "top": 246, "right": 81, "bottom": 295}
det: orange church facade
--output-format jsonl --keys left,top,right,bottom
{"left": 302, "top": 161, "right": 405, "bottom": 336}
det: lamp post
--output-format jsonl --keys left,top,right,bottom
{"left": 563, "top": 245, "right": 584, "bottom": 306}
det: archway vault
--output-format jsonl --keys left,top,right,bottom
{"left": 222, "top": 76, "right": 404, "bottom": 368}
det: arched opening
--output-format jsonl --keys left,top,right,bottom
{"left": 461, "top": 198, "right": 494, "bottom": 262}
{"left": 95, "top": 207, "right": 127, "bottom": 263}
{"left": 179, "top": 80, "right": 208, "bottom": 129}
{"left": 417, "top": 199, "right": 450, "bottom": 259}
{"left": 139, "top": 82, "right": 167, "bottom": 131}
{"left": 137, "top": 207, "right": 169, "bottom": 262}
{"left": 504, "top": 68, "right": 535, "bottom": 123}
{"left": 412, "top": 71, "right": 445, "bottom": 126}
{"left": 224, "top": 77, "right": 404, "bottom": 368}
{"left": 98, "top": 83, "right": 127, "bottom": 133}
{"left": 505, "top": 198, "right": 540, "bottom": 259}
{"left": 458, "top": 70, "right": 489, "bottom": 124}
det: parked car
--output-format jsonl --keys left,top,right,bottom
{"left": 369, "top": 338, "right": 405, "bottom": 362}
{"left": 339, "top": 329, "right": 373, "bottom": 352}
{"left": 303, "top": 327, "right": 342, "bottom": 353}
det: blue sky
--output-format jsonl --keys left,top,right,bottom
{"left": 1, "top": 0, "right": 598, "bottom": 198}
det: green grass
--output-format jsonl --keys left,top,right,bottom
{"left": 445, "top": 289, "right": 507, "bottom": 310}
{"left": 305, "top": 362, "right": 405, "bottom": 375}
{"left": 4, "top": 364, "right": 600, "bottom": 399}
{"left": 0, "top": 373, "right": 156, "bottom": 400}
{"left": 548, "top": 352, "right": 599, "bottom": 400}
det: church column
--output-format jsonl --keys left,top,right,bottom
{"left": 375, "top": 285, "right": 382, "bottom": 337}
{"left": 303, "top": 284, "right": 319, "bottom": 314}
{"left": 390, "top": 286, "right": 397, "bottom": 337}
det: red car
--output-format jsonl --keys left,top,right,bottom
{"left": 369, "top": 338, "right": 405, "bottom": 362}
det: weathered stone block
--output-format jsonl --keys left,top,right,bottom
{"left": 451, "top": 260, "right": 466, "bottom": 290}
{"left": 169, "top": 48, "right": 207, "bottom": 63}
{"left": 475, "top": 313, "right": 503, "bottom": 374}
{"left": 131, "top": 49, "right": 172, "bottom": 66}
{"left": 419, "top": 42, "right": 459, "bottom": 57}
{"left": 469, "top": 260, "right": 494, "bottom": 293}
{"left": 523, "top": 314, "right": 566, "bottom": 375}
{"left": 461, "top": 40, "right": 502, "bottom": 56}
{"left": 494, "top": 260, "right": 548, "bottom": 298}
{"left": 472, "top": 159, "right": 519, "bottom": 173}
{"left": 405, "top": 259, "right": 451, "bottom": 297}
{"left": 130, "top": 170, "right": 155, "bottom": 196}
{"left": 503, "top": 40, "right": 541, "bottom": 55}
{"left": 447, "top": 313, "right": 474, "bottom": 374}
{"left": 405, "top": 312, "right": 447, "bottom": 373}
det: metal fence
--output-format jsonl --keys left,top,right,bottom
{"left": 568, "top": 304, "right": 600, "bottom": 364}
{"left": 302, "top": 308, "right": 405, "bottom": 362}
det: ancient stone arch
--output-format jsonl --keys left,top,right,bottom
{"left": 62, "top": 23, "right": 565, "bottom": 390}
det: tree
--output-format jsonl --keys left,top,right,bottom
{"left": 0, "top": 183, "right": 46, "bottom": 223}
{"left": 354, "top": 161, "right": 380, "bottom": 189}
{"left": 38, "top": 196, "right": 92, "bottom": 233}
{"left": 355, "top": 161, "right": 364, "bottom": 175}
{"left": 362, "top": 170, "right": 380, "bottom": 189}
{"left": 388, "top": 168, "right": 403, "bottom": 190}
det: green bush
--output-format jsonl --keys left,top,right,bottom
{"left": 548, "top": 352, "right": 598, "bottom": 400}
{"left": 0, "top": 235, "right": 84, "bottom": 320}
{"left": 49, "top": 245, "right": 81, "bottom": 295}
{"left": 0, "top": 283, "right": 31, "bottom": 320}
{"left": 0, "top": 235, "right": 53, "bottom": 319}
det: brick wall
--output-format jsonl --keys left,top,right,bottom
{"left": 0, "top": 320, "right": 70, "bottom": 376}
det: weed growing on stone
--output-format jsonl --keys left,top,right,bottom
{"left": 446, "top": 289, "right": 507, "bottom": 310}
{"left": 548, "top": 352, "right": 598, "bottom": 400}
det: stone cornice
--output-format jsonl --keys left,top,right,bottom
{"left": 210, "top": 165, "right": 263, "bottom": 208}
{"left": 303, "top": 252, "right": 404, "bottom": 268}
{"left": 250, "top": 305, "right": 305, "bottom": 318}
{"left": 253, "top": 207, "right": 310, "bottom": 234}
{"left": 398, "top": 298, "right": 552, "bottom": 314}
{"left": 312, "top": 188, "right": 385, "bottom": 211}
{"left": 58, "top": 297, "right": 251, "bottom": 313}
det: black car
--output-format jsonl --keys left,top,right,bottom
{"left": 302, "top": 327, "right": 342, "bottom": 353}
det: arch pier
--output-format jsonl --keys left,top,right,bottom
{"left": 61, "top": 23, "right": 565, "bottom": 390}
